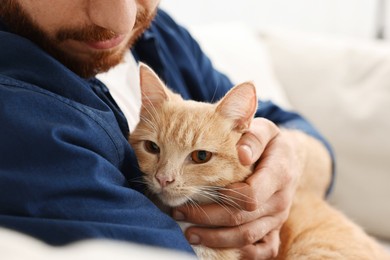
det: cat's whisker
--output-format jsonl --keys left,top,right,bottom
{"left": 184, "top": 186, "right": 217, "bottom": 222}
{"left": 217, "top": 186, "right": 258, "bottom": 205}
{"left": 139, "top": 111, "right": 159, "bottom": 132}
{"left": 184, "top": 195, "right": 213, "bottom": 224}
{"left": 139, "top": 115, "right": 158, "bottom": 133}
{"left": 210, "top": 80, "right": 220, "bottom": 103}
{"left": 128, "top": 179, "right": 147, "bottom": 185}
{"left": 193, "top": 186, "right": 238, "bottom": 218}
{"left": 126, "top": 175, "right": 147, "bottom": 185}
{"left": 139, "top": 109, "right": 158, "bottom": 133}
{"left": 196, "top": 186, "right": 248, "bottom": 208}
{"left": 196, "top": 188, "right": 259, "bottom": 234}
{"left": 216, "top": 193, "right": 243, "bottom": 210}
{"left": 140, "top": 96, "right": 161, "bottom": 128}
{"left": 201, "top": 195, "right": 247, "bottom": 235}
{"left": 140, "top": 102, "right": 155, "bottom": 120}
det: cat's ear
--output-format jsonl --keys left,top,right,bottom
{"left": 216, "top": 82, "right": 258, "bottom": 132}
{"left": 139, "top": 62, "right": 170, "bottom": 107}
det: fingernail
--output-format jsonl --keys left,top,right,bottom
{"left": 189, "top": 234, "right": 201, "bottom": 245}
{"left": 173, "top": 210, "right": 185, "bottom": 221}
{"left": 240, "top": 144, "right": 253, "bottom": 162}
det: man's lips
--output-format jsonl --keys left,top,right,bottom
{"left": 85, "top": 35, "right": 126, "bottom": 50}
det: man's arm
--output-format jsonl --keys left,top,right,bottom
{"left": 0, "top": 78, "right": 193, "bottom": 253}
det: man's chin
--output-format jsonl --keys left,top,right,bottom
{"left": 0, "top": 0, "right": 157, "bottom": 78}
{"left": 57, "top": 48, "right": 127, "bottom": 78}
{"left": 57, "top": 32, "right": 143, "bottom": 78}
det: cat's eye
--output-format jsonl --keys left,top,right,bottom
{"left": 144, "top": 140, "right": 160, "bottom": 154}
{"left": 191, "top": 150, "right": 212, "bottom": 164}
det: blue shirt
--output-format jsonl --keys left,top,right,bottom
{"left": 0, "top": 9, "right": 334, "bottom": 253}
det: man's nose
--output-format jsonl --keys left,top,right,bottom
{"left": 87, "top": 0, "right": 137, "bottom": 34}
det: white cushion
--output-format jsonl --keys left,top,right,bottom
{"left": 188, "top": 22, "right": 291, "bottom": 109}
{"left": 262, "top": 29, "right": 390, "bottom": 239}
{"left": 0, "top": 227, "right": 195, "bottom": 260}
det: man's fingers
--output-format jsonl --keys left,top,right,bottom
{"left": 173, "top": 187, "right": 291, "bottom": 227}
{"left": 173, "top": 202, "right": 261, "bottom": 227}
{"left": 241, "top": 230, "right": 281, "bottom": 260}
{"left": 237, "top": 118, "right": 279, "bottom": 166}
{"left": 244, "top": 164, "right": 286, "bottom": 209}
{"left": 184, "top": 216, "right": 278, "bottom": 248}
{"left": 245, "top": 135, "right": 295, "bottom": 205}
{"left": 220, "top": 182, "right": 258, "bottom": 211}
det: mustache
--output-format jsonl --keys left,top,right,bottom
{"left": 56, "top": 25, "right": 118, "bottom": 42}
{"left": 55, "top": 8, "right": 151, "bottom": 43}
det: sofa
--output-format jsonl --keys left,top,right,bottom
{"left": 2, "top": 21, "right": 390, "bottom": 258}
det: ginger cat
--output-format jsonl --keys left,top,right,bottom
{"left": 129, "top": 63, "right": 390, "bottom": 260}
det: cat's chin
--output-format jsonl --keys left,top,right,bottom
{"left": 155, "top": 188, "right": 217, "bottom": 207}
{"left": 157, "top": 194, "right": 189, "bottom": 207}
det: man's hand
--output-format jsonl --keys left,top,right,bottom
{"left": 172, "top": 118, "right": 303, "bottom": 259}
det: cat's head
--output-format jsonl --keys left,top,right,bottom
{"left": 129, "top": 63, "right": 258, "bottom": 207}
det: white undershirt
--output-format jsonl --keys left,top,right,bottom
{"left": 96, "top": 51, "right": 141, "bottom": 132}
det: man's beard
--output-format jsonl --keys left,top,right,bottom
{"left": 0, "top": 1, "right": 156, "bottom": 78}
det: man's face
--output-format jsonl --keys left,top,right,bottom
{"left": 0, "top": 0, "right": 160, "bottom": 77}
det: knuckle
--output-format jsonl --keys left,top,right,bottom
{"left": 269, "top": 237, "right": 281, "bottom": 258}
{"left": 246, "top": 188, "right": 259, "bottom": 210}
{"left": 229, "top": 212, "right": 244, "bottom": 226}
{"left": 275, "top": 193, "right": 289, "bottom": 212}
{"left": 274, "top": 162, "right": 295, "bottom": 191}
{"left": 280, "top": 208, "right": 290, "bottom": 222}
{"left": 273, "top": 201, "right": 285, "bottom": 213}
{"left": 256, "top": 204, "right": 266, "bottom": 216}
{"left": 278, "top": 193, "right": 290, "bottom": 210}
{"left": 242, "top": 229, "right": 258, "bottom": 245}
{"left": 269, "top": 122, "right": 280, "bottom": 136}
{"left": 258, "top": 117, "right": 277, "bottom": 130}
{"left": 268, "top": 244, "right": 280, "bottom": 259}
{"left": 243, "top": 131, "right": 261, "bottom": 145}
{"left": 282, "top": 168, "right": 294, "bottom": 184}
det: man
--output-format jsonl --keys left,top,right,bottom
{"left": 0, "top": 1, "right": 333, "bottom": 259}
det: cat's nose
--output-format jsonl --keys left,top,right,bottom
{"left": 155, "top": 173, "right": 175, "bottom": 188}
